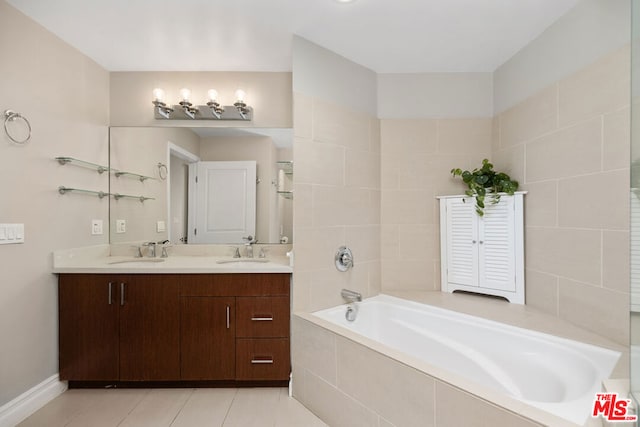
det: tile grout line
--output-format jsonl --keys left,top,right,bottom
{"left": 168, "top": 388, "right": 195, "bottom": 427}
{"left": 221, "top": 388, "right": 239, "bottom": 426}
{"left": 116, "top": 388, "right": 151, "bottom": 427}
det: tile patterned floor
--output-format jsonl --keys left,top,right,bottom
{"left": 18, "top": 387, "right": 326, "bottom": 427}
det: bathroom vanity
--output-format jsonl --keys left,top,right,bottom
{"left": 54, "top": 247, "right": 292, "bottom": 387}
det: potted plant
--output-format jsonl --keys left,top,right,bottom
{"left": 451, "top": 159, "right": 519, "bottom": 216}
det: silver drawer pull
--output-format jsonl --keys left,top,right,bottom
{"left": 251, "top": 317, "right": 273, "bottom": 321}
{"left": 251, "top": 359, "right": 274, "bottom": 364}
{"left": 226, "top": 306, "right": 230, "bottom": 329}
{"left": 108, "top": 282, "right": 113, "bottom": 305}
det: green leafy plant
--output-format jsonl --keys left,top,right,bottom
{"left": 451, "top": 159, "right": 519, "bottom": 216}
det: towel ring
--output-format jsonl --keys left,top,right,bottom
{"left": 157, "top": 162, "right": 168, "bottom": 180}
{"left": 4, "top": 110, "right": 31, "bottom": 144}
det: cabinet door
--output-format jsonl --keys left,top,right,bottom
{"left": 181, "top": 297, "right": 236, "bottom": 380}
{"left": 445, "top": 198, "right": 479, "bottom": 287}
{"left": 479, "top": 196, "right": 516, "bottom": 292}
{"left": 59, "top": 274, "right": 119, "bottom": 380}
{"left": 119, "top": 275, "right": 180, "bottom": 381}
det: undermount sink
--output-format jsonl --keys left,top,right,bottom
{"left": 216, "top": 258, "right": 270, "bottom": 264}
{"left": 108, "top": 258, "right": 166, "bottom": 265}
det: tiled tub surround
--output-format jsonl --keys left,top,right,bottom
{"left": 293, "top": 292, "right": 627, "bottom": 427}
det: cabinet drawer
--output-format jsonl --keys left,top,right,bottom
{"left": 236, "top": 297, "right": 290, "bottom": 338}
{"left": 235, "top": 338, "right": 290, "bottom": 381}
{"left": 180, "top": 274, "right": 290, "bottom": 297}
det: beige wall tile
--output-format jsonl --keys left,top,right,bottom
{"left": 521, "top": 181, "right": 557, "bottom": 227}
{"left": 292, "top": 271, "right": 311, "bottom": 312}
{"left": 558, "top": 278, "right": 629, "bottom": 345}
{"left": 559, "top": 47, "right": 631, "bottom": 127}
{"left": 312, "top": 186, "right": 372, "bottom": 227}
{"left": 370, "top": 119, "right": 381, "bottom": 153}
{"left": 381, "top": 190, "right": 433, "bottom": 225}
{"left": 430, "top": 155, "right": 489, "bottom": 196}
{"left": 525, "top": 118, "right": 602, "bottom": 182}
{"left": 293, "top": 183, "right": 313, "bottom": 228}
{"left": 380, "top": 119, "right": 438, "bottom": 159}
{"left": 492, "top": 115, "right": 501, "bottom": 151}
{"left": 382, "top": 259, "right": 436, "bottom": 291}
{"left": 294, "top": 226, "right": 346, "bottom": 272}
{"left": 492, "top": 145, "right": 525, "bottom": 183}
{"left": 368, "top": 261, "right": 382, "bottom": 296}
{"left": 369, "top": 190, "right": 382, "bottom": 225}
{"left": 294, "top": 92, "right": 313, "bottom": 139}
{"left": 603, "top": 230, "right": 630, "bottom": 294}
{"left": 437, "top": 118, "right": 493, "bottom": 156}
{"left": 526, "top": 227, "right": 601, "bottom": 286}
{"left": 303, "top": 370, "right": 378, "bottom": 427}
{"left": 346, "top": 149, "right": 381, "bottom": 189}
{"left": 313, "top": 99, "right": 370, "bottom": 151}
{"left": 295, "top": 139, "right": 345, "bottom": 186}
{"left": 292, "top": 317, "right": 337, "bottom": 385}
{"left": 524, "top": 269, "right": 559, "bottom": 316}
{"left": 558, "top": 170, "right": 629, "bottom": 230}
{"left": 345, "top": 226, "right": 381, "bottom": 263}
{"left": 435, "top": 382, "right": 540, "bottom": 427}
{"left": 309, "top": 266, "right": 370, "bottom": 311}
{"left": 398, "top": 225, "right": 438, "bottom": 262}
{"left": 381, "top": 225, "right": 399, "bottom": 261}
{"left": 336, "top": 337, "right": 435, "bottom": 427}
{"left": 603, "top": 108, "right": 631, "bottom": 171}
{"left": 500, "top": 84, "right": 558, "bottom": 148}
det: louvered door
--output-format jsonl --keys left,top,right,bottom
{"left": 478, "top": 196, "right": 515, "bottom": 292}
{"left": 445, "top": 197, "right": 478, "bottom": 287}
{"left": 439, "top": 193, "right": 525, "bottom": 304}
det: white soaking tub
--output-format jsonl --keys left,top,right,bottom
{"left": 312, "top": 294, "right": 621, "bottom": 426}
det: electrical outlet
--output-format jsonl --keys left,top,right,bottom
{"left": 116, "top": 219, "right": 126, "bottom": 234}
{"left": 91, "top": 219, "right": 103, "bottom": 235}
{"left": 156, "top": 221, "right": 166, "bottom": 232}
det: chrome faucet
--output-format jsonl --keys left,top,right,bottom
{"left": 341, "top": 288, "right": 362, "bottom": 303}
{"left": 242, "top": 235, "right": 256, "bottom": 258}
{"left": 232, "top": 247, "right": 241, "bottom": 258}
{"left": 143, "top": 242, "right": 157, "bottom": 258}
{"left": 159, "top": 240, "right": 171, "bottom": 258}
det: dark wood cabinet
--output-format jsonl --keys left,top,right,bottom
{"left": 59, "top": 272, "right": 290, "bottom": 385}
{"left": 59, "top": 274, "right": 119, "bottom": 381}
{"left": 180, "top": 296, "right": 235, "bottom": 380}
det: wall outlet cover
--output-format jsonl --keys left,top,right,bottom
{"left": 91, "top": 219, "right": 103, "bottom": 235}
{"left": 116, "top": 219, "right": 126, "bottom": 234}
{"left": 156, "top": 221, "right": 166, "bottom": 232}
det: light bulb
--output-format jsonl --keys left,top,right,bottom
{"left": 207, "top": 89, "right": 219, "bottom": 103}
{"left": 179, "top": 88, "right": 191, "bottom": 103}
{"left": 235, "top": 89, "right": 246, "bottom": 102}
{"left": 152, "top": 88, "right": 165, "bottom": 103}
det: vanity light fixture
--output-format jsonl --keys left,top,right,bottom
{"left": 151, "top": 88, "right": 252, "bottom": 121}
{"left": 152, "top": 88, "right": 174, "bottom": 119}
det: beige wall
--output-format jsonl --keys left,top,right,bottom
{"left": 109, "top": 127, "right": 200, "bottom": 244}
{"left": 492, "top": 46, "right": 631, "bottom": 345}
{"left": 380, "top": 118, "right": 493, "bottom": 291}
{"left": 110, "top": 72, "right": 292, "bottom": 128}
{"left": 0, "top": 0, "right": 109, "bottom": 406}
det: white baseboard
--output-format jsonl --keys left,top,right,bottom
{"left": 0, "top": 374, "right": 67, "bottom": 427}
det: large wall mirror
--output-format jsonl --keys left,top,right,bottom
{"left": 109, "top": 127, "right": 293, "bottom": 245}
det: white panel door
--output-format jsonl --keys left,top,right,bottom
{"left": 478, "top": 195, "right": 516, "bottom": 292}
{"left": 446, "top": 198, "right": 478, "bottom": 287}
{"left": 190, "top": 161, "right": 256, "bottom": 244}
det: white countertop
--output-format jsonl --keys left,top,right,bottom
{"left": 52, "top": 244, "right": 293, "bottom": 274}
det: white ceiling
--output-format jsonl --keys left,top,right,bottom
{"left": 8, "top": 0, "right": 580, "bottom": 73}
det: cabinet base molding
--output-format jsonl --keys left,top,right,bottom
{"left": 67, "top": 380, "right": 289, "bottom": 389}
{"left": 0, "top": 374, "right": 67, "bottom": 427}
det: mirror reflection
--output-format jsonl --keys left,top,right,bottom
{"left": 109, "top": 127, "right": 293, "bottom": 245}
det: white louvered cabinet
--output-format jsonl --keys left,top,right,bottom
{"left": 438, "top": 192, "right": 525, "bottom": 304}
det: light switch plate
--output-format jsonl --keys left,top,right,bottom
{"left": 91, "top": 219, "right": 103, "bottom": 235}
{"left": 0, "top": 224, "right": 25, "bottom": 244}
{"left": 156, "top": 220, "right": 166, "bottom": 232}
{"left": 116, "top": 219, "right": 126, "bottom": 234}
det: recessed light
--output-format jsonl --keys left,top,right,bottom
{"left": 335, "top": 0, "right": 357, "bottom": 3}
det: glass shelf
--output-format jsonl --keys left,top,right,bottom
{"left": 277, "top": 191, "right": 293, "bottom": 200}
{"left": 113, "top": 170, "right": 156, "bottom": 182}
{"left": 276, "top": 161, "right": 293, "bottom": 175}
{"left": 112, "top": 193, "right": 155, "bottom": 202}
{"left": 56, "top": 157, "right": 110, "bottom": 174}
{"left": 58, "top": 186, "right": 110, "bottom": 199}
